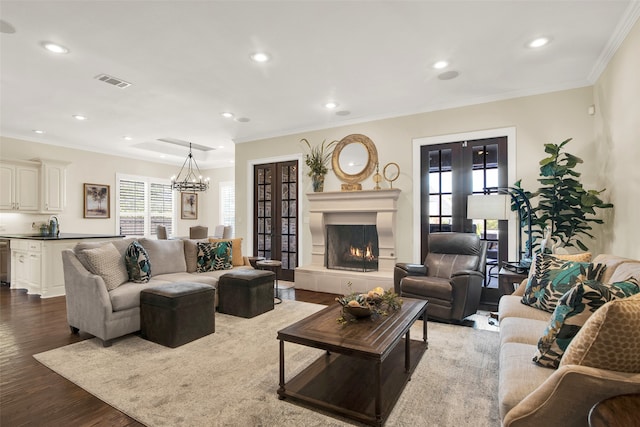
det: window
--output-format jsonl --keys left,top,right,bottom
{"left": 219, "top": 181, "right": 235, "bottom": 236}
{"left": 116, "top": 174, "right": 175, "bottom": 237}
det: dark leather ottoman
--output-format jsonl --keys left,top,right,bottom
{"left": 140, "top": 282, "right": 215, "bottom": 348}
{"left": 217, "top": 269, "right": 276, "bottom": 318}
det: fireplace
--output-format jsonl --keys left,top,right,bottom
{"left": 296, "top": 189, "right": 400, "bottom": 295}
{"left": 326, "top": 225, "right": 379, "bottom": 272}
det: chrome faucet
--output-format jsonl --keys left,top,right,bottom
{"left": 49, "top": 216, "right": 59, "bottom": 237}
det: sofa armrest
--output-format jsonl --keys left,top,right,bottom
{"left": 62, "top": 249, "right": 113, "bottom": 337}
{"left": 504, "top": 364, "right": 640, "bottom": 427}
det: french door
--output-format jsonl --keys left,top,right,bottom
{"left": 420, "top": 137, "right": 508, "bottom": 268}
{"left": 253, "top": 161, "right": 298, "bottom": 282}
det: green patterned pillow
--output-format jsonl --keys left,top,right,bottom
{"left": 125, "top": 241, "right": 151, "bottom": 283}
{"left": 197, "top": 241, "right": 232, "bottom": 272}
{"left": 533, "top": 277, "right": 640, "bottom": 368}
{"left": 521, "top": 253, "right": 606, "bottom": 312}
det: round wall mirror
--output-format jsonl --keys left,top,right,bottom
{"left": 331, "top": 134, "right": 378, "bottom": 184}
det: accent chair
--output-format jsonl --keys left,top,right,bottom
{"left": 394, "top": 232, "right": 487, "bottom": 322}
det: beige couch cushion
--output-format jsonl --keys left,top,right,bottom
{"left": 499, "top": 342, "right": 555, "bottom": 419}
{"left": 499, "top": 295, "right": 552, "bottom": 322}
{"left": 74, "top": 238, "right": 134, "bottom": 271}
{"left": 139, "top": 238, "right": 187, "bottom": 276}
{"left": 560, "top": 293, "right": 640, "bottom": 373}
{"left": 592, "top": 254, "right": 637, "bottom": 284}
{"left": 500, "top": 317, "right": 549, "bottom": 346}
{"left": 608, "top": 261, "right": 640, "bottom": 284}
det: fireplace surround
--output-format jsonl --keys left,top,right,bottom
{"left": 295, "top": 189, "right": 400, "bottom": 294}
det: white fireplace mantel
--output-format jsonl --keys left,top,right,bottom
{"left": 296, "top": 188, "right": 401, "bottom": 295}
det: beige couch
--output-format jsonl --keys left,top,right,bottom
{"left": 62, "top": 237, "right": 251, "bottom": 346}
{"left": 498, "top": 254, "right": 640, "bottom": 427}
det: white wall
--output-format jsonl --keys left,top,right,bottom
{"left": 593, "top": 19, "right": 640, "bottom": 259}
{"left": 236, "top": 86, "right": 603, "bottom": 265}
{"left": 0, "top": 136, "right": 226, "bottom": 237}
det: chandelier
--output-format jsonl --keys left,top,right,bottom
{"left": 171, "top": 143, "right": 210, "bottom": 192}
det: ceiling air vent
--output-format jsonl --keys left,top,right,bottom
{"left": 95, "top": 73, "right": 132, "bottom": 89}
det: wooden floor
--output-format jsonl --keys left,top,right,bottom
{"left": 0, "top": 284, "right": 338, "bottom": 426}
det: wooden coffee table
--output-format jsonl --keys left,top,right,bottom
{"left": 277, "top": 298, "right": 428, "bottom": 426}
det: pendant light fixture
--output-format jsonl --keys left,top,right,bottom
{"left": 171, "top": 143, "right": 210, "bottom": 192}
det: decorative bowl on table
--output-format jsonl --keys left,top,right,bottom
{"left": 335, "top": 285, "right": 403, "bottom": 324}
{"left": 343, "top": 305, "right": 373, "bottom": 318}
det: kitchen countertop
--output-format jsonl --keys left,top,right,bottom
{"left": 0, "top": 233, "right": 125, "bottom": 241}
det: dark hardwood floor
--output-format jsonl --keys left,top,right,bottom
{"left": 0, "top": 284, "right": 338, "bottom": 426}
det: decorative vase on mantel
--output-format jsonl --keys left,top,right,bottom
{"left": 312, "top": 173, "right": 325, "bottom": 192}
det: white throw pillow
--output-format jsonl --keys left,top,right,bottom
{"left": 84, "top": 242, "right": 129, "bottom": 291}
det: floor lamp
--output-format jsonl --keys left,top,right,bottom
{"left": 467, "top": 187, "right": 533, "bottom": 270}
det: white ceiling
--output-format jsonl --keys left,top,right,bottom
{"left": 1, "top": 1, "right": 638, "bottom": 169}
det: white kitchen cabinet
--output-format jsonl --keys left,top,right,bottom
{"left": 0, "top": 161, "right": 40, "bottom": 212}
{"left": 10, "top": 237, "right": 123, "bottom": 298}
{"left": 40, "top": 160, "right": 68, "bottom": 212}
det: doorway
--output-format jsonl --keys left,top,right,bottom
{"left": 253, "top": 161, "right": 298, "bottom": 282}
{"left": 420, "top": 137, "right": 509, "bottom": 284}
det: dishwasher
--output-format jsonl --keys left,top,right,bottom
{"left": 0, "top": 239, "right": 9, "bottom": 285}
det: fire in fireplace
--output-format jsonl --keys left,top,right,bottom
{"left": 326, "top": 225, "right": 379, "bottom": 272}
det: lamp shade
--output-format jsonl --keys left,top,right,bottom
{"left": 467, "top": 194, "right": 510, "bottom": 220}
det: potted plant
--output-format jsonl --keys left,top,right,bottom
{"left": 516, "top": 138, "right": 613, "bottom": 252}
{"left": 301, "top": 138, "right": 337, "bottom": 192}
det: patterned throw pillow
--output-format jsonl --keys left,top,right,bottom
{"left": 521, "top": 253, "right": 606, "bottom": 312}
{"left": 533, "top": 278, "right": 640, "bottom": 368}
{"left": 560, "top": 293, "right": 640, "bottom": 372}
{"left": 125, "top": 241, "right": 151, "bottom": 283}
{"left": 197, "top": 241, "right": 232, "bottom": 272}
{"left": 83, "top": 243, "right": 129, "bottom": 291}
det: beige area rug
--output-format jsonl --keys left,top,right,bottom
{"left": 34, "top": 300, "right": 500, "bottom": 426}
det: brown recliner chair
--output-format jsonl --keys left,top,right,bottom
{"left": 394, "top": 232, "right": 487, "bottom": 323}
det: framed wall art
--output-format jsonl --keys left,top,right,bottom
{"left": 84, "top": 183, "right": 110, "bottom": 218}
{"left": 181, "top": 192, "right": 198, "bottom": 219}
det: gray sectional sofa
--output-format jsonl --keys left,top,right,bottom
{"left": 498, "top": 253, "right": 640, "bottom": 427}
{"left": 62, "top": 237, "right": 251, "bottom": 346}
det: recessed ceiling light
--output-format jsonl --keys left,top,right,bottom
{"left": 250, "top": 52, "right": 270, "bottom": 63}
{"left": 324, "top": 102, "right": 339, "bottom": 109}
{"left": 528, "top": 37, "right": 551, "bottom": 48}
{"left": 33, "top": 130, "right": 45, "bottom": 134}
{"left": 123, "top": 136, "right": 133, "bottom": 141}
{"left": 221, "top": 112, "right": 234, "bottom": 119}
{"left": 41, "top": 41, "right": 69, "bottom": 54}
{"left": 433, "top": 60, "right": 449, "bottom": 69}
{"left": 72, "top": 114, "right": 87, "bottom": 121}
{"left": 218, "top": 145, "right": 225, "bottom": 149}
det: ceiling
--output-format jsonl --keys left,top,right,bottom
{"left": 1, "top": 1, "right": 638, "bottom": 169}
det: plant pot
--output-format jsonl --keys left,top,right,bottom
{"left": 312, "top": 173, "right": 325, "bottom": 192}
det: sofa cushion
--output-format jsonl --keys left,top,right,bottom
{"left": 83, "top": 242, "right": 129, "bottom": 291}
{"left": 560, "top": 293, "right": 640, "bottom": 373}
{"left": 500, "top": 317, "right": 549, "bottom": 346}
{"left": 154, "top": 272, "right": 218, "bottom": 287}
{"left": 498, "top": 295, "right": 552, "bottom": 322}
{"left": 593, "top": 254, "right": 639, "bottom": 284}
{"left": 401, "top": 275, "right": 452, "bottom": 301}
{"left": 125, "top": 241, "right": 151, "bottom": 283}
{"left": 183, "top": 238, "right": 210, "bottom": 273}
{"left": 109, "top": 278, "right": 172, "bottom": 311}
{"left": 499, "top": 342, "right": 555, "bottom": 419}
{"left": 197, "top": 241, "right": 232, "bottom": 272}
{"left": 608, "top": 261, "right": 640, "bottom": 284}
{"left": 533, "top": 278, "right": 640, "bottom": 369}
{"left": 209, "top": 237, "right": 244, "bottom": 266}
{"left": 522, "top": 254, "right": 605, "bottom": 312}
{"left": 139, "top": 238, "right": 187, "bottom": 276}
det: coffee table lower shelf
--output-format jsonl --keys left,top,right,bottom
{"left": 278, "top": 338, "right": 426, "bottom": 426}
